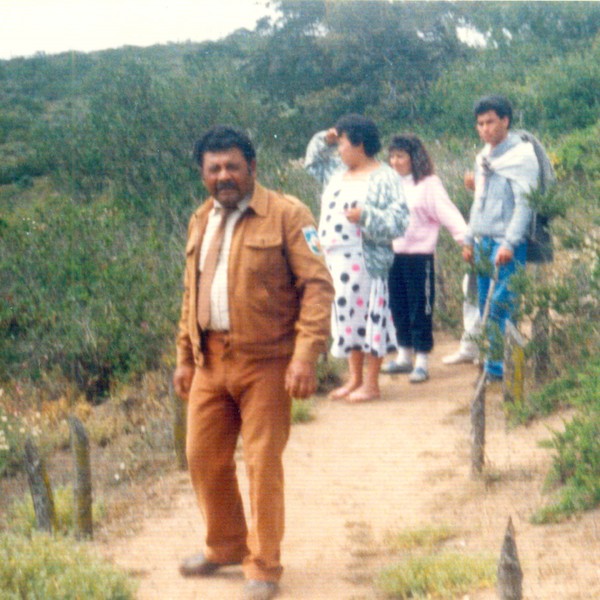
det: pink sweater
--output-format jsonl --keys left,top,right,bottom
{"left": 392, "top": 174, "right": 466, "bottom": 254}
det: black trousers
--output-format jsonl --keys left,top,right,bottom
{"left": 388, "top": 253, "right": 435, "bottom": 353}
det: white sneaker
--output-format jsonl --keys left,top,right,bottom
{"left": 442, "top": 350, "right": 478, "bottom": 365}
{"left": 409, "top": 367, "right": 429, "bottom": 383}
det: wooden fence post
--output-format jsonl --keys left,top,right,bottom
{"left": 497, "top": 516, "right": 523, "bottom": 599}
{"left": 531, "top": 263, "right": 552, "bottom": 384}
{"left": 69, "top": 415, "right": 93, "bottom": 539}
{"left": 503, "top": 321, "right": 525, "bottom": 405}
{"left": 23, "top": 437, "right": 56, "bottom": 533}
{"left": 469, "top": 269, "right": 498, "bottom": 478}
{"left": 170, "top": 381, "right": 187, "bottom": 471}
{"left": 470, "top": 371, "right": 486, "bottom": 477}
{"left": 532, "top": 305, "right": 551, "bottom": 384}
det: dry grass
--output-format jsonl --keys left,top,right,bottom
{"left": 384, "top": 524, "right": 458, "bottom": 552}
{"left": 0, "top": 367, "right": 178, "bottom": 535}
{"left": 7, "top": 484, "right": 106, "bottom": 536}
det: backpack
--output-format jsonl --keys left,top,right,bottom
{"left": 514, "top": 129, "right": 557, "bottom": 264}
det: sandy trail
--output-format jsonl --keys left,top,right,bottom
{"left": 100, "top": 334, "right": 600, "bottom": 599}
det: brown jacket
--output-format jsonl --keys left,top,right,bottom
{"left": 176, "top": 182, "right": 334, "bottom": 368}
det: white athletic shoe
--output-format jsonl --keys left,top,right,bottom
{"left": 442, "top": 350, "right": 479, "bottom": 365}
{"left": 409, "top": 367, "right": 429, "bottom": 383}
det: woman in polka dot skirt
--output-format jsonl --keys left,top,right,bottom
{"left": 314, "top": 114, "right": 409, "bottom": 402}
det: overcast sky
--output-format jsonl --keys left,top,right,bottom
{"left": 0, "top": 0, "right": 274, "bottom": 60}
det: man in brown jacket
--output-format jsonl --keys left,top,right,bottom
{"left": 173, "top": 125, "right": 334, "bottom": 600}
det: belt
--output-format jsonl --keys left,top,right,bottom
{"left": 203, "top": 330, "right": 232, "bottom": 359}
{"left": 204, "top": 330, "right": 230, "bottom": 346}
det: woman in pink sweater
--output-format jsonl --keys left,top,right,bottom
{"left": 382, "top": 135, "right": 467, "bottom": 382}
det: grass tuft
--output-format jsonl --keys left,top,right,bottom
{"left": 8, "top": 485, "right": 105, "bottom": 536}
{"left": 384, "top": 524, "right": 457, "bottom": 552}
{"left": 0, "top": 531, "right": 136, "bottom": 599}
{"left": 291, "top": 398, "right": 315, "bottom": 424}
{"left": 376, "top": 551, "right": 496, "bottom": 599}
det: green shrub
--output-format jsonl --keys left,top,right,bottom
{"left": 0, "top": 532, "right": 135, "bottom": 599}
{"left": 555, "top": 122, "right": 600, "bottom": 179}
{"left": 377, "top": 524, "right": 494, "bottom": 598}
{"left": 376, "top": 551, "right": 496, "bottom": 599}
{"left": 0, "top": 195, "right": 181, "bottom": 399}
{"left": 528, "top": 47, "right": 600, "bottom": 134}
{"left": 506, "top": 370, "right": 579, "bottom": 425}
{"left": 384, "top": 524, "right": 457, "bottom": 552}
{"left": 258, "top": 152, "right": 322, "bottom": 219}
{"left": 8, "top": 484, "right": 106, "bottom": 536}
{"left": 532, "top": 357, "right": 600, "bottom": 522}
{"left": 315, "top": 354, "right": 344, "bottom": 395}
{"left": 0, "top": 403, "right": 30, "bottom": 477}
{"left": 291, "top": 398, "right": 315, "bottom": 424}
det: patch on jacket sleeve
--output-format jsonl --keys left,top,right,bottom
{"left": 302, "top": 225, "right": 322, "bottom": 255}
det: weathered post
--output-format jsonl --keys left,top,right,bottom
{"left": 470, "top": 271, "right": 497, "bottom": 478}
{"left": 530, "top": 263, "right": 552, "bottom": 384}
{"left": 503, "top": 321, "right": 525, "bottom": 405}
{"left": 531, "top": 305, "right": 551, "bottom": 384}
{"left": 23, "top": 437, "right": 56, "bottom": 533}
{"left": 69, "top": 415, "right": 93, "bottom": 539}
{"left": 497, "top": 516, "right": 523, "bottom": 600}
{"left": 470, "top": 371, "right": 486, "bottom": 477}
{"left": 170, "top": 381, "right": 187, "bottom": 471}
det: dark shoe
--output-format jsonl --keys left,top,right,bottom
{"left": 242, "top": 580, "right": 279, "bottom": 600}
{"left": 381, "top": 360, "right": 412, "bottom": 374}
{"left": 179, "top": 552, "right": 240, "bottom": 577}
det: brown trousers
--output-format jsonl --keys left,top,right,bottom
{"left": 186, "top": 332, "right": 292, "bottom": 582}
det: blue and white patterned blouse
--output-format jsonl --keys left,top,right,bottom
{"left": 320, "top": 164, "right": 409, "bottom": 279}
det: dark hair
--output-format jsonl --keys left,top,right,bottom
{"left": 335, "top": 114, "right": 381, "bottom": 157}
{"left": 388, "top": 134, "right": 434, "bottom": 183}
{"left": 193, "top": 125, "right": 256, "bottom": 167}
{"left": 474, "top": 95, "right": 513, "bottom": 127}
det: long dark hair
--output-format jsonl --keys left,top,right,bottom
{"left": 388, "top": 134, "right": 434, "bottom": 183}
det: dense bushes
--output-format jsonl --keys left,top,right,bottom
{"left": 529, "top": 357, "right": 600, "bottom": 523}
{"left": 0, "top": 2, "right": 600, "bottom": 420}
{"left": 0, "top": 194, "right": 183, "bottom": 398}
{"left": 554, "top": 121, "right": 600, "bottom": 182}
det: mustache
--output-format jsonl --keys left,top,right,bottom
{"left": 216, "top": 181, "right": 239, "bottom": 192}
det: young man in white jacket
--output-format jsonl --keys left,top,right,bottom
{"left": 462, "top": 95, "right": 539, "bottom": 380}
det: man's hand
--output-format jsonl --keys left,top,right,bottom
{"left": 495, "top": 246, "right": 513, "bottom": 266}
{"left": 285, "top": 359, "right": 317, "bottom": 399}
{"left": 173, "top": 365, "right": 194, "bottom": 401}
{"left": 462, "top": 244, "right": 474, "bottom": 264}
{"left": 464, "top": 171, "right": 475, "bottom": 191}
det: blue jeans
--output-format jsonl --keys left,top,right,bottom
{"left": 476, "top": 237, "right": 527, "bottom": 378}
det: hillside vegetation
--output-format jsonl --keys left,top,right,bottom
{"left": 2, "top": 0, "right": 600, "bottom": 520}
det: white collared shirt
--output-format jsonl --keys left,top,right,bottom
{"left": 199, "top": 197, "right": 250, "bottom": 330}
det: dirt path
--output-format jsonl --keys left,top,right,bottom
{"left": 100, "top": 334, "right": 600, "bottom": 599}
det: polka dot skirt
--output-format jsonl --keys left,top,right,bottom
{"left": 325, "top": 246, "right": 398, "bottom": 358}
